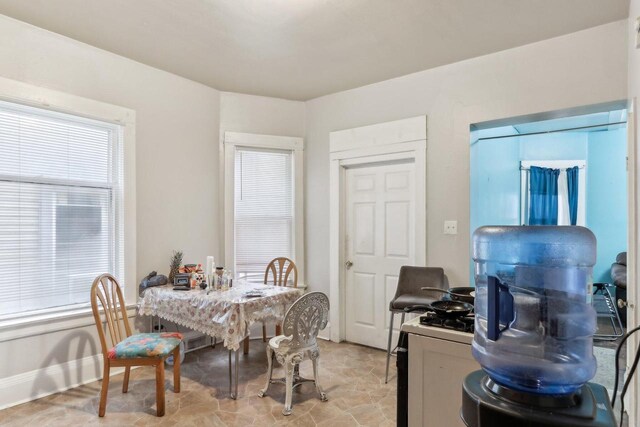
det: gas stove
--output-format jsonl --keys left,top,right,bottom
{"left": 419, "top": 311, "right": 475, "bottom": 333}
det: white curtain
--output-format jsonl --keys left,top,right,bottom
{"left": 556, "top": 169, "right": 571, "bottom": 226}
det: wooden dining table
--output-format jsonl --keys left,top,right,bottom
{"left": 138, "top": 280, "right": 303, "bottom": 399}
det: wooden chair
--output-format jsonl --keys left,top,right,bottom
{"left": 263, "top": 257, "right": 298, "bottom": 340}
{"left": 91, "top": 273, "right": 182, "bottom": 417}
{"left": 243, "top": 258, "right": 298, "bottom": 354}
{"left": 264, "top": 257, "right": 299, "bottom": 288}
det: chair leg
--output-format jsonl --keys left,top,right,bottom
{"left": 311, "top": 353, "right": 328, "bottom": 402}
{"left": 122, "top": 366, "right": 130, "bottom": 393}
{"left": 275, "top": 324, "right": 282, "bottom": 336}
{"left": 155, "top": 362, "right": 166, "bottom": 417}
{"left": 262, "top": 323, "right": 267, "bottom": 342}
{"left": 243, "top": 336, "right": 250, "bottom": 355}
{"left": 258, "top": 346, "right": 274, "bottom": 397}
{"left": 385, "top": 311, "right": 395, "bottom": 384}
{"left": 98, "top": 361, "right": 110, "bottom": 417}
{"left": 173, "top": 347, "right": 181, "bottom": 393}
{"left": 283, "top": 358, "right": 295, "bottom": 416}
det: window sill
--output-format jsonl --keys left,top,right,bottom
{"left": 0, "top": 303, "right": 138, "bottom": 343}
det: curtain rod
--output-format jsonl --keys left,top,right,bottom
{"left": 520, "top": 165, "right": 585, "bottom": 171}
{"left": 477, "top": 121, "right": 626, "bottom": 141}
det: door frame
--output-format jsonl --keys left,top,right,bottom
{"left": 627, "top": 98, "right": 638, "bottom": 426}
{"left": 329, "top": 116, "right": 427, "bottom": 343}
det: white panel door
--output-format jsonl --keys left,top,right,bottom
{"left": 345, "top": 161, "right": 415, "bottom": 349}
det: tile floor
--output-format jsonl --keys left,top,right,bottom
{"left": 0, "top": 340, "right": 397, "bottom": 426}
{"left": 2, "top": 338, "right": 626, "bottom": 426}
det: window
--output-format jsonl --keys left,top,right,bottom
{"left": 0, "top": 100, "right": 124, "bottom": 318}
{"left": 234, "top": 148, "right": 293, "bottom": 280}
{"left": 224, "top": 132, "right": 304, "bottom": 284}
{"left": 520, "top": 160, "right": 586, "bottom": 226}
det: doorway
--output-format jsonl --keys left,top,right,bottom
{"left": 469, "top": 104, "right": 629, "bottom": 402}
{"left": 344, "top": 160, "right": 416, "bottom": 349}
{"left": 328, "top": 115, "right": 427, "bottom": 344}
{"left": 470, "top": 107, "right": 628, "bottom": 288}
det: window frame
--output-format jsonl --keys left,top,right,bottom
{"left": 0, "top": 76, "right": 136, "bottom": 340}
{"left": 223, "top": 132, "right": 304, "bottom": 285}
{"left": 0, "top": 102, "right": 123, "bottom": 320}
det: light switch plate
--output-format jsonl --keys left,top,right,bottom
{"left": 636, "top": 17, "right": 640, "bottom": 48}
{"left": 444, "top": 220, "right": 457, "bottom": 235}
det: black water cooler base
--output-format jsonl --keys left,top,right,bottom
{"left": 461, "top": 370, "right": 616, "bottom": 427}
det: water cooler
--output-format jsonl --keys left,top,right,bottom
{"left": 461, "top": 226, "right": 616, "bottom": 427}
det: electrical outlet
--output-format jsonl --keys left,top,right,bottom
{"left": 444, "top": 220, "right": 457, "bottom": 235}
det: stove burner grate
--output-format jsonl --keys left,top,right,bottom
{"left": 419, "top": 312, "right": 474, "bottom": 333}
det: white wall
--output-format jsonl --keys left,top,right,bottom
{"left": 632, "top": 1, "right": 640, "bottom": 106}
{"left": 220, "top": 92, "right": 305, "bottom": 137}
{"left": 631, "top": 0, "right": 640, "bottom": 176}
{"left": 304, "top": 21, "right": 628, "bottom": 297}
{"left": 0, "top": 13, "right": 221, "bottom": 387}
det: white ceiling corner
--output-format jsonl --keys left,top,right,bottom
{"left": 0, "top": 0, "right": 629, "bottom": 101}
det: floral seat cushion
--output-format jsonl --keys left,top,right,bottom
{"left": 107, "top": 332, "right": 183, "bottom": 359}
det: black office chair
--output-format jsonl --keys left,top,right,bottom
{"left": 385, "top": 266, "right": 449, "bottom": 383}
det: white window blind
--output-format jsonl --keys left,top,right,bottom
{"left": 0, "top": 100, "right": 124, "bottom": 319}
{"left": 234, "top": 148, "right": 293, "bottom": 281}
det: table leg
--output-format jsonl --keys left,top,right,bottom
{"left": 243, "top": 336, "right": 249, "bottom": 355}
{"left": 228, "top": 349, "right": 240, "bottom": 399}
{"left": 235, "top": 348, "right": 239, "bottom": 398}
{"left": 228, "top": 350, "right": 234, "bottom": 399}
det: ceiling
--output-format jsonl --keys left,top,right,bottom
{"left": 0, "top": 0, "right": 629, "bottom": 101}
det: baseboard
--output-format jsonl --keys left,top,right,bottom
{"left": 0, "top": 354, "right": 131, "bottom": 410}
{"left": 318, "top": 323, "right": 331, "bottom": 341}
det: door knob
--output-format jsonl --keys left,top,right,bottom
{"left": 345, "top": 260, "right": 353, "bottom": 269}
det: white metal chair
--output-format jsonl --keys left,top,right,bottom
{"left": 244, "top": 257, "right": 299, "bottom": 354}
{"left": 258, "top": 291, "right": 329, "bottom": 415}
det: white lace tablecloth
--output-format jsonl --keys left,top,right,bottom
{"left": 138, "top": 281, "right": 303, "bottom": 351}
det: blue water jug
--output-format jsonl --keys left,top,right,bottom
{"left": 472, "top": 226, "right": 597, "bottom": 395}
